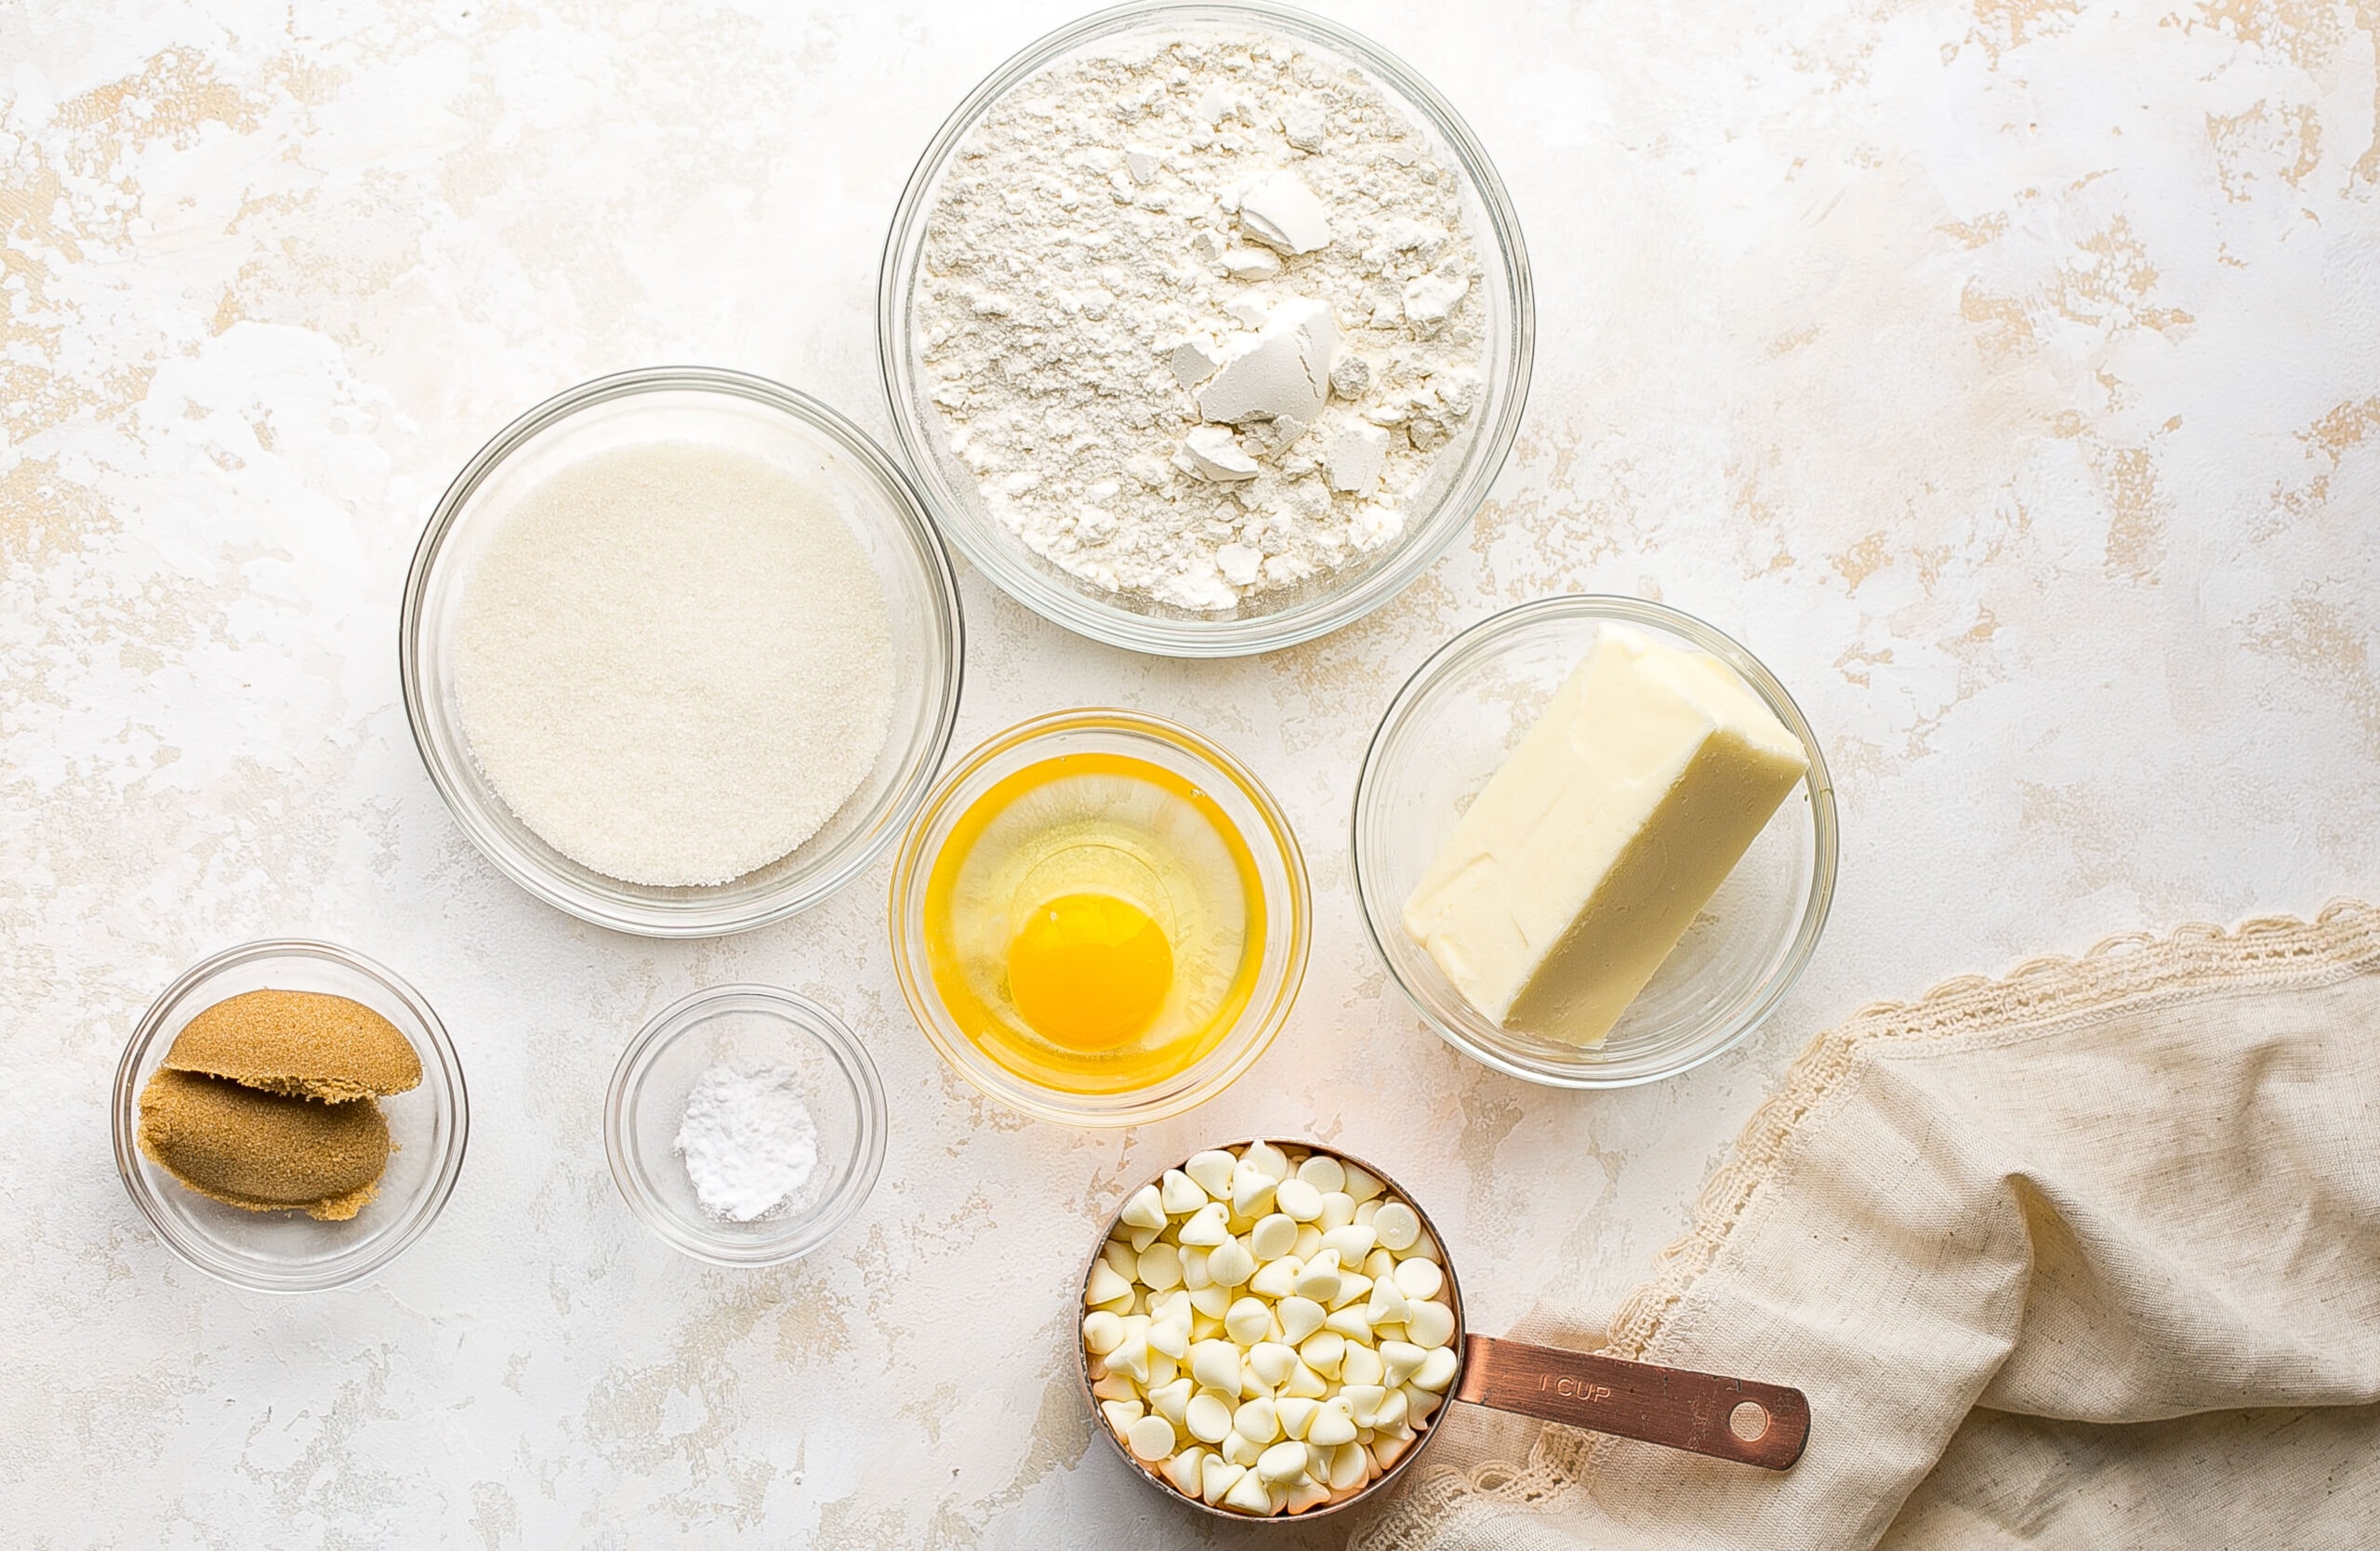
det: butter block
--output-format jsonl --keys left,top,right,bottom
{"left": 1402, "top": 624, "right": 1809, "bottom": 1046}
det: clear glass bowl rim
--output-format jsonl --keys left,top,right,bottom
{"left": 398, "top": 364, "right": 967, "bottom": 938}
{"left": 887, "top": 707, "right": 1313, "bottom": 1125}
{"left": 602, "top": 983, "right": 890, "bottom": 1267}
{"left": 876, "top": 0, "right": 1536, "bottom": 657}
{"left": 111, "top": 937, "right": 470, "bottom": 1293}
{"left": 1351, "top": 594, "right": 1840, "bottom": 1089}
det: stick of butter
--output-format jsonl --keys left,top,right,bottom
{"left": 1401, "top": 624, "right": 1809, "bottom": 1047}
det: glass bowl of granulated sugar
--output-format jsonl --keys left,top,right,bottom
{"left": 402, "top": 366, "right": 965, "bottom": 937}
{"left": 605, "top": 985, "right": 888, "bottom": 1266}
{"left": 879, "top": 2, "right": 1533, "bottom": 658}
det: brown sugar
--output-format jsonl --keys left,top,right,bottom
{"left": 137, "top": 1068, "right": 391, "bottom": 1221}
{"left": 164, "top": 988, "right": 422, "bottom": 1103}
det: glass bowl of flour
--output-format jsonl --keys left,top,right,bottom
{"left": 402, "top": 367, "right": 965, "bottom": 937}
{"left": 605, "top": 985, "right": 888, "bottom": 1266}
{"left": 880, "top": 2, "right": 1533, "bottom": 657}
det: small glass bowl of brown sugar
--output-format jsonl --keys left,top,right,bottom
{"left": 112, "top": 939, "right": 469, "bottom": 1293}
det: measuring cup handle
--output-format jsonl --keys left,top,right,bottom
{"left": 1454, "top": 1333, "right": 1810, "bottom": 1470}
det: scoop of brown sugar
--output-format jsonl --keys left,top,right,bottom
{"left": 137, "top": 1068, "right": 391, "bottom": 1221}
{"left": 164, "top": 988, "right": 422, "bottom": 1103}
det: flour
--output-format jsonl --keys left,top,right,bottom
{"left": 454, "top": 442, "right": 893, "bottom": 887}
{"left": 672, "top": 1062, "right": 821, "bottom": 1223}
{"left": 917, "top": 32, "right": 1487, "bottom": 613}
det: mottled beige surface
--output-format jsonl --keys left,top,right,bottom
{"left": 3, "top": 1, "right": 2376, "bottom": 1545}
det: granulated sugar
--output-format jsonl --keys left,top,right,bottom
{"left": 917, "top": 31, "right": 1486, "bottom": 612}
{"left": 455, "top": 442, "right": 892, "bottom": 886}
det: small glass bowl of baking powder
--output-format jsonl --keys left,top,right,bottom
{"left": 402, "top": 366, "right": 965, "bottom": 937}
{"left": 879, "top": 2, "right": 1533, "bottom": 657}
{"left": 1352, "top": 597, "right": 1839, "bottom": 1088}
{"left": 112, "top": 939, "right": 469, "bottom": 1293}
{"left": 605, "top": 985, "right": 888, "bottom": 1266}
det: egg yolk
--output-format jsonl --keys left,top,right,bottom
{"left": 1007, "top": 892, "right": 1174, "bottom": 1051}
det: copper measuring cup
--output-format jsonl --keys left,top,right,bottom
{"left": 1078, "top": 1139, "right": 1810, "bottom": 1522}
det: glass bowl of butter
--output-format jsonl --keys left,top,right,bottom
{"left": 1352, "top": 596, "right": 1837, "bottom": 1088}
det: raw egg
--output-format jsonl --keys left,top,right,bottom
{"left": 921, "top": 752, "right": 1263, "bottom": 1094}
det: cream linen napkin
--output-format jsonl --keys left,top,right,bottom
{"left": 1355, "top": 902, "right": 2380, "bottom": 1550}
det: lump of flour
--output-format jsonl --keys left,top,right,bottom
{"left": 918, "top": 32, "right": 1488, "bottom": 613}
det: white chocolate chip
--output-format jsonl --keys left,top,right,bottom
{"left": 1373, "top": 1434, "right": 1411, "bottom": 1468}
{"left": 1342, "top": 1165, "right": 1385, "bottom": 1204}
{"left": 1276, "top": 1296, "right": 1327, "bottom": 1345}
{"left": 1342, "top": 1345, "right": 1385, "bottom": 1386}
{"left": 1413, "top": 1346, "right": 1459, "bottom": 1393}
{"left": 1201, "top": 1453, "right": 1245, "bottom": 1504}
{"left": 1128, "top": 1222, "right": 1162, "bottom": 1253}
{"left": 1373, "top": 1201, "right": 1421, "bottom": 1252}
{"left": 1190, "top": 1340, "right": 1244, "bottom": 1394}
{"left": 1281, "top": 1360, "right": 1328, "bottom": 1399}
{"left": 1296, "top": 1155, "right": 1345, "bottom": 1193}
{"left": 1394, "top": 1257, "right": 1443, "bottom": 1300}
{"left": 1328, "top": 1272, "right": 1372, "bottom": 1311}
{"left": 1233, "top": 1396, "right": 1280, "bottom": 1443}
{"left": 1188, "top": 1282, "right": 1231, "bottom": 1318}
{"left": 1185, "top": 1150, "right": 1237, "bottom": 1198}
{"left": 1292, "top": 1225, "right": 1325, "bottom": 1261}
{"left": 1138, "top": 1242, "right": 1183, "bottom": 1292}
{"left": 1091, "top": 1371, "right": 1139, "bottom": 1403}
{"left": 1250, "top": 1342, "right": 1298, "bottom": 1387}
{"left": 1223, "top": 1465, "right": 1275, "bottom": 1514}
{"left": 1299, "top": 1332, "right": 1346, "bottom": 1378}
{"left": 1230, "top": 1163, "right": 1280, "bottom": 1217}
{"left": 1248, "top": 1213, "right": 1298, "bottom": 1261}
{"left": 1149, "top": 1377, "right": 1193, "bottom": 1423}
{"left": 1102, "top": 1239, "right": 1138, "bottom": 1279}
{"left": 1087, "top": 1261, "right": 1132, "bottom": 1307}
{"left": 1103, "top": 1399, "right": 1144, "bottom": 1434}
{"left": 1367, "top": 1278, "right": 1410, "bottom": 1326}
{"left": 1274, "top": 1178, "right": 1324, "bottom": 1222}
{"left": 1317, "top": 1191, "right": 1357, "bottom": 1231}
{"left": 1223, "top": 1430, "right": 1266, "bottom": 1469}
{"left": 1341, "top": 1385, "right": 1386, "bottom": 1427}
{"left": 1363, "top": 1247, "right": 1395, "bottom": 1280}
{"left": 1120, "top": 1184, "right": 1167, "bottom": 1230}
{"left": 1159, "top": 1168, "right": 1209, "bottom": 1214}
{"left": 1163, "top": 1446, "right": 1207, "bottom": 1496}
{"left": 1083, "top": 1310, "right": 1125, "bottom": 1354}
{"left": 1325, "top": 1305, "right": 1374, "bottom": 1344}
{"left": 1310, "top": 1399, "right": 1359, "bottom": 1448}
{"left": 1327, "top": 1439, "right": 1368, "bottom": 1491}
{"left": 1178, "top": 1201, "right": 1232, "bottom": 1246}
{"left": 1181, "top": 1246, "right": 1212, "bottom": 1290}
{"left": 1256, "top": 1437, "right": 1309, "bottom": 1486}
{"left": 1249, "top": 1256, "right": 1301, "bottom": 1300}
{"left": 1406, "top": 1383, "right": 1444, "bottom": 1422}
{"left": 1224, "top": 1297, "right": 1272, "bottom": 1346}
{"left": 1149, "top": 1318, "right": 1190, "bottom": 1359}
{"left": 1207, "top": 1238, "right": 1256, "bottom": 1287}
{"left": 1128, "top": 1413, "right": 1178, "bottom": 1461}
{"left": 1187, "top": 1389, "right": 1236, "bottom": 1443}
{"left": 1322, "top": 1225, "right": 1378, "bottom": 1262}
{"left": 1291, "top": 1249, "right": 1342, "bottom": 1304}
{"left": 1381, "top": 1341, "right": 1426, "bottom": 1388}
{"left": 1406, "top": 1299, "right": 1456, "bottom": 1349}
{"left": 1276, "top": 1396, "right": 1319, "bottom": 1440}
{"left": 1243, "top": 1140, "right": 1290, "bottom": 1179}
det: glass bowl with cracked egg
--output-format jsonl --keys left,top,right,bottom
{"left": 401, "top": 366, "right": 965, "bottom": 938}
{"left": 1352, "top": 596, "right": 1839, "bottom": 1088}
{"left": 879, "top": 1, "right": 1533, "bottom": 656}
{"left": 112, "top": 939, "right": 469, "bottom": 1293}
{"left": 888, "top": 709, "right": 1310, "bottom": 1125}
{"left": 604, "top": 985, "right": 888, "bottom": 1267}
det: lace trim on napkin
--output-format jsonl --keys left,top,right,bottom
{"left": 1351, "top": 899, "right": 2380, "bottom": 1551}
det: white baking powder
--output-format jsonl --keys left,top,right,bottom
{"left": 918, "top": 31, "right": 1486, "bottom": 612}
{"left": 454, "top": 442, "right": 893, "bottom": 886}
{"left": 672, "top": 1061, "right": 821, "bottom": 1224}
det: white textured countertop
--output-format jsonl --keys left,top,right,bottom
{"left": 7, "top": 1, "right": 2377, "bottom": 1544}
